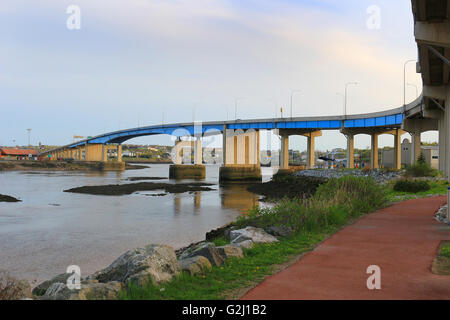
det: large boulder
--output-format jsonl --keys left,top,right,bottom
{"left": 231, "top": 240, "right": 254, "bottom": 249}
{"left": 217, "top": 245, "right": 243, "bottom": 259}
{"left": 88, "top": 244, "right": 180, "bottom": 286}
{"left": 32, "top": 273, "right": 72, "bottom": 296}
{"left": 179, "top": 242, "right": 224, "bottom": 266}
{"left": 230, "top": 227, "right": 278, "bottom": 244}
{"left": 265, "top": 226, "right": 293, "bottom": 238}
{"left": 179, "top": 256, "right": 212, "bottom": 276}
{"left": 40, "top": 281, "right": 124, "bottom": 300}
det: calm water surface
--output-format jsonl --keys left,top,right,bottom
{"left": 0, "top": 164, "right": 274, "bottom": 284}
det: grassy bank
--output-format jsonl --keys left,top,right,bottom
{"left": 120, "top": 176, "right": 388, "bottom": 300}
{"left": 386, "top": 179, "right": 449, "bottom": 202}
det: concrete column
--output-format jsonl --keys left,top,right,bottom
{"left": 371, "top": 134, "right": 379, "bottom": 169}
{"left": 222, "top": 126, "right": 227, "bottom": 165}
{"left": 280, "top": 134, "right": 289, "bottom": 169}
{"left": 194, "top": 137, "right": 202, "bottom": 165}
{"left": 410, "top": 132, "right": 421, "bottom": 164}
{"left": 307, "top": 136, "right": 315, "bottom": 169}
{"left": 346, "top": 135, "right": 354, "bottom": 169}
{"left": 393, "top": 130, "right": 402, "bottom": 170}
{"left": 445, "top": 86, "right": 450, "bottom": 180}
{"left": 256, "top": 130, "right": 260, "bottom": 166}
{"left": 117, "top": 144, "right": 123, "bottom": 163}
{"left": 174, "top": 139, "right": 183, "bottom": 165}
{"left": 438, "top": 118, "right": 446, "bottom": 173}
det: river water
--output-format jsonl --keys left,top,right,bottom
{"left": 0, "top": 164, "right": 274, "bottom": 285}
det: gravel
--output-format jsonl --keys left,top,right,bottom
{"left": 435, "top": 205, "right": 449, "bottom": 224}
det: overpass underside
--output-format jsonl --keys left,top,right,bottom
{"left": 412, "top": 0, "right": 450, "bottom": 177}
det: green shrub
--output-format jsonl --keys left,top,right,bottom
{"left": 237, "top": 176, "right": 387, "bottom": 233}
{"left": 393, "top": 179, "right": 431, "bottom": 193}
{"left": 441, "top": 243, "right": 450, "bottom": 258}
{"left": 405, "top": 153, "right": 438, "bottom": 177}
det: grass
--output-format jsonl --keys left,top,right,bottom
{"left": 386, "top": 179, "right": 450, "bottom": 202}
{"left": 441, "top": 242, "right": 450, "bottom": 258}
{"left": 120, "top": 176, "right": 388, "bottom": 300}
{"left": 393, "top": 179, "right": 431, "bottom": 193}
{"left": 120, "top": 231, "right": 329, "bottom": 300}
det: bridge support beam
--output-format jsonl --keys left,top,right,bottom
{"left": 393, "top": 129, "right": 402, "bottom": 170}
{"left": 280, "top": 134, "right": 289, "bottom": 170}
{"left": 219, "top": 128, "right": 262, "bottom": 182}
{"left": 346, "top": 135, "right": 355, "bottom": 169}
{"left": 410, "top": 132, "right": 421, "bottom": 165}
{"left": 304, "top": 131, "right": 321, "bottom": 169}
{"left": 169, "top": 138, "right": 205, "bottom": 179}
{"left": 371, "top": 134, "right": 379, "bottom": 169}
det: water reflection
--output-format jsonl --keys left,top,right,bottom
{"left": 0, "top": 164, "right": 269, "bottom": 284}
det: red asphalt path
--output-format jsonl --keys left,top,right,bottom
{"left": 242, "top": 196, "right": 450, "bottom": 300}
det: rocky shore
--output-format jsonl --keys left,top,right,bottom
{"left": 64, "top": 182, "right": 216, "bottom": 196}
{"left": 0, "top": 194, "right": 21, "bottom": 202}
{"left": 435, "top": 205, "right": 449, "bottom": 224}
{"left": 17, "top": 225, "right": 284, "bottom": 300}
{"left": 295, "top": 169, "right": 403, "bottom": 184}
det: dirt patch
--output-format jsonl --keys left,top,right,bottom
{"left": 247, "top": 175, "right": 327, "bottom": 201}
{"left": 0, "top": 194, "right": 21, "bottom": 202}
{"left": 432, "top": 241, "right": 450, "bottom": 276}
{"left": 125, "top": 177, "right": 167, "bottom": 181}
{"left": 64, "top": 182, "right": 216, "bottom": 196}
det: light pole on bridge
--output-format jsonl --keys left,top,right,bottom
{"left": 344, "top": 82, "right": 358, "bottom": 118}
{"left": 290, "top": 90, "right": 301, "bottom": 119}
{"left": 403, "top": 59, "right": 417, "bottom": 108}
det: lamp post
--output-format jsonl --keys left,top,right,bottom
{"left": 344, "top": 82, "right": 358, "bottom": 117}
{"left": 403, "top": 59, "right": 416, "bottom": 107}
{"left": 290, "top": 90, "right": 301, "bottom": 119}
{"left": 407, "top": 83, "right": 419, "bottom": 99}
{"left": 235, "top": 98, "right": 246, "bottom": 120}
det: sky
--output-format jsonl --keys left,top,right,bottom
{"left": 0, "top": 0, "right": 438, "bottom": 151}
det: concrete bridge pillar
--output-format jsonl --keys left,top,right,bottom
{"left": 346, "top": 135, "right": 355, "bottom": 169}
{"left": 303, "top": 131, "right": 321, "bottom": 169}
{"left": 371, "top": 134, "right": 379, "bottom": 169}
{"left": 219, "top": 128, "right": 262, "bottom": 182}
{"left": 117, "top": 144, "right": 123, "bottom": 163}
{"left": 410, "top": 132, "right": 421, "bottom": 165}
{"left": 393, "top": 129, "right": 402, "bottom": 170}
{"left": 280, "top": 134, "right": 289, "bottom": 170}
{"left": 194, "top": 137, "right": 202, "bottom": 165}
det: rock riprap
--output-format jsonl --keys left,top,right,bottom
{"left": 179, "top": 256, "right": 212, "bottom": 275}
{"left": 88, "top": 244, "right": 180, "bottom": 286}
{"left": 294, "top": 169, "right": 402, "bottom": 184}
{"left": 40, "top": 281, "right": 124, "bottom": 300}
{"left": 230, "top": 227, "right": 279, "bottom": 245}
{"left": 178, "top": 242, "right": 224, "bottom": 266}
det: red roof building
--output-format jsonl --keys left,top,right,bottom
{"left": 0, "top": 148, "right": 38, "bottom": 159}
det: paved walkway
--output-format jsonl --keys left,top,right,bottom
{"left": 242, "top": 196, "right": 450, "bottom": 300}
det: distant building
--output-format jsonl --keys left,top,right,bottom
{"left": 0, "top": 148, "right": 38, "bottom": 160}
{"left": 381, "top": 139, "right": 439, "bottom": 169}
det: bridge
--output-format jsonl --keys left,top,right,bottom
{"left": 41, "top": 0, "right": 450, "bottom": 182}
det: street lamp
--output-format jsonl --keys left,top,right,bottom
{"left": 403, "top": 59, "right": 416, "bottom": 107}
{"left": 407, "top": 83, "right": 419, "bottom": 99}
{"left": 344, "top": 82, "right": 358, "bottom": 117}
{"left": 235, "top": 98, "right": 246, "bottom": 120}
{"left": 290, "top": 90, "right": 301, "bottom": 119}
